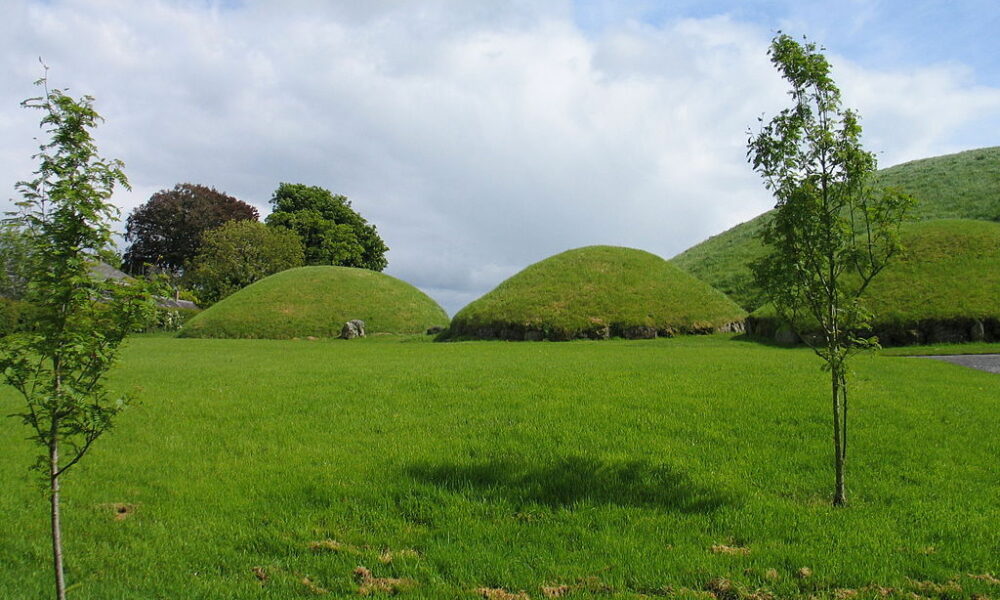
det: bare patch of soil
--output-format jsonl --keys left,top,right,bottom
{"left": 354, "top": 566, "right": 417, "bottom": 596}
{"left": 476, "top": 587, "right": 531, "bottom": 600}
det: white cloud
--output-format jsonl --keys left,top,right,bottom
{"left": 1, "top": 0, "right": 997, "bottom": 314}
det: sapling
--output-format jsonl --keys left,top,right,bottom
{"left": 748, "top": 35, "right": 913, "bottom": 506}
{"left": 2, "top": 69, "right": 155, "bottom": 599}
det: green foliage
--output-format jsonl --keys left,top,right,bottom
{"left": 449, "top": 246, "right": 746, "bottom": 340}
{"left": 672, "top": 146, "right": 1000, "bottom": 311}
{"left": 179, "top": 266, "right": 447, "bottom": 339}
{"left": 749, "top": 36, "right": 914, "bottom": 343}
{"left": 145, "top": 306, "right": 200, "bottom": 332}
{"left": 185, "top": 220, "right": 305, "bottom": 305}
{"left": 0, "top": 224, "right": 34, "bottom": 300}
{"left": 266, "top": 183, "right": 388, "bottom": 271}
{"left": 123, "top": 183, "right": 259, "bottom": 275}
{"left": 0, "top": 297, "right": 39, "bottom": 336}
{"left": 5, "top": 80, "right": 156, "bottom": 470}
{"left": 2, "top": 74, "right": 157, "bottom": 598}
{"left": 748, "top": 34, "right": 914, "bottom": 506}
{"left": 1, "top": 335, "right": 997, "bottom": 597}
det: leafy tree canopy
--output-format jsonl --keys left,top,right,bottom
{"left": 123, "top": 183, "right": 259, "bottom": 275}
{"left": 186, "top": 220, "right": 304, "bottom": 305}
{"left": 265, "top": 183, "right": 388, "bottom": 271}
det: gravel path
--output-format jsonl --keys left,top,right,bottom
{"left": 915, "top": 354, "right": 1000, "bottom": 374}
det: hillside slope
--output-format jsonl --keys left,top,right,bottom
{"left": 671, "top": 146, "right": 1000, "bottom": 311}
{"left": 748, "top": 219, "right": 1000, "bottom": 345}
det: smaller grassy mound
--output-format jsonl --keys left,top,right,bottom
{"left": 447, "top": 246, "right": 746, "bottom": 341}
{"left": 748, "top": 219, "right": 1000, "bottom": 345}
{"left": 179, "top": 266, "right": 448, "bottom": 339}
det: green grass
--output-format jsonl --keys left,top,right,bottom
{"left": 880, "top": 341, "right": 1000, "bottom": 356}
{"left": 747, "top": 220, "right": 1000, "bottom": 342}
{"left": 671, "top": 146, "right": 1000, "bottom": 311}
{"left": 180, "top": 266, "right": 448, "bottom": 339}
{"left": 861, "top": 219, "right": 1000, "bottom": 323}
{"left": 890, "top": 147, "right": 1000, "bottom": 222}
{"left": 1, "top": 335, "right": 998, "bottom": 599}
{"left": 449, "top": 246, "right": 746, "bottom": 340}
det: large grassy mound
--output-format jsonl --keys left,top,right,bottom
{"left": 447, "top": 245, "right": 746, "bottom": 340}
{"left": 179, "top": 266, "right": 448, "bottom": 339}
{"left": 748, "top": 219, "right": 1000, "bottom": 344}
{"left": 671, "top": 146, "right": 1000, "bottom": 311}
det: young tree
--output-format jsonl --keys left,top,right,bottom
{"left": 265, "top": 183, "right": 389, "bottom": 271}
{"left": 185, "top": 219, "right": 305, "bottom": 305}
{"left": 2, "top": 73, "right": 155, "bottom": 599}
{"left": 748, "top": 34, "right": 913, "bottom": 506}
{"left": 122, "top": 183, "right": 259, "bottom": 275}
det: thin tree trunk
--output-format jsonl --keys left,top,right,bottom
{"left": 831, "top": 363, "right": 846, "bottom": 506}
{"left": 841, "top": 370, "right": 848, "bottom": 460}
{"left": 50, "top": 437, "right": 66, "bottom": 600}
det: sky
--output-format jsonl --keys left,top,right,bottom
{"left": 1, "top": 0, "right": 998, "bottom": 314}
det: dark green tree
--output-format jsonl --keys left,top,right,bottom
{"left": 265, "top": 183, "right": 388, "bottom": 270}
{"left": 186, "top": 220, "right": 305, "bottom": 305}
{"left": 2, "top": 73, "right": 156, "bottom": 599}
{"left": 748, "top": 34, "right": 913, "bottom": 506}
{"left": 123, "top": 183, "right": 259, "bottom": 275}
{"left": 0, "top": 223, "right": 34, "bottom": 300}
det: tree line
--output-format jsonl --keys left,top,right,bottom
{"left": 122, "top": 181, "right": 389, "bottom": 305}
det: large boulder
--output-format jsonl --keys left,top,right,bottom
{"left": 340, "top": 320, "right": 366, "bottom": 339}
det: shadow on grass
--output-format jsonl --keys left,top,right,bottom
{"left": 729, "top": 332, "right": 798, "bottom": 348}
{"left": 406, "top": 455, "right": 735, "bottom": 513}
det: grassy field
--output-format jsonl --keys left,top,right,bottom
{"left": 1, "top": 335, "right": 998, "bottom": 599}
{"left": 671, "top": 146, "right": 1000, "bottom": 311}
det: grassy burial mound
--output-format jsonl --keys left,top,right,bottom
{"left": 179, "top": 266, "right": 448, "bottom": 339}
{"left": 446, "top": 245, "right": 746, "bottom": 341}
{"left": 748, "top": 219, "right": 1000, "bottom": 345}
{"left": 671, "top": 146, "right": 1000, "bottom": 311}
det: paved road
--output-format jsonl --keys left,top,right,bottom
{"left": 916, "top": 354, "right": 1000, "bottom": 374}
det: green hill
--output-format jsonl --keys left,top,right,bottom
{"left": 446, "top": 245, "right": 746, "bottom": 341}
{"left": 748, "top": 219, "right": 1000, "bottom": 344}
{"left": 671, "top": 146, "right": 1000, "bottom": 311}
{"left": 179, "top": 266, "right": 448, "bottom": 339}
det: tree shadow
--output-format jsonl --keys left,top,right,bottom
{"left": 729, "top": 332, "right": 797, "bottom": 348}
{"left": 406, "top": 455, "right": 736, "bottom": 514}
